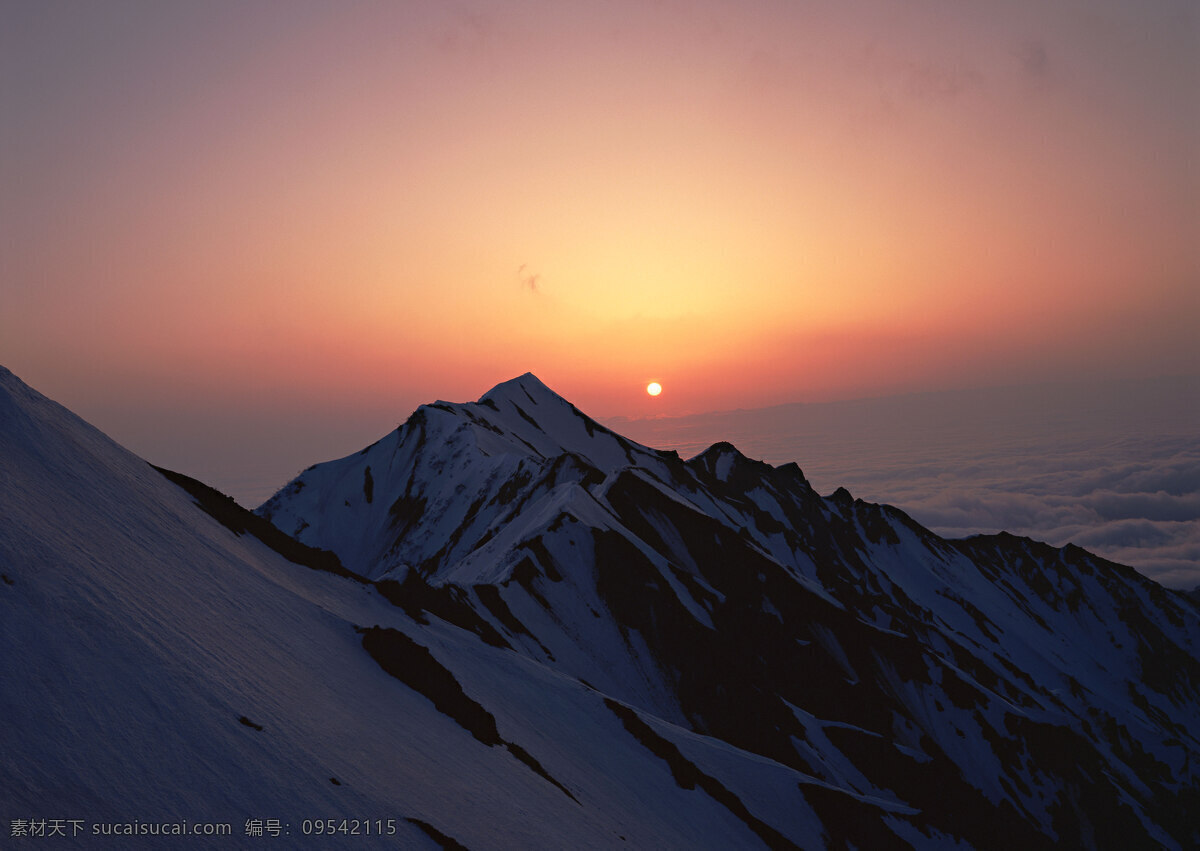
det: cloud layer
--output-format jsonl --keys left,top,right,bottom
{"left": 870, "top": 448, "right": 1200, "bottom": 589}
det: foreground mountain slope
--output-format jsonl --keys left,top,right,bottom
{"left": 1, "top": 365, "right": 862, "bottom": 848}
{"left": 262, "top": 372, "right": 1200, "bottom": 849}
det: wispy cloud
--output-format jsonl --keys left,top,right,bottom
{"left": 861, "top": 47, "right": 986, "bottom": 104}
{"left": 516, "top": 263, "right": 541, "bottom": 295}
{"left": 1015, "top": 40, "right": 1050, "bottom": 80}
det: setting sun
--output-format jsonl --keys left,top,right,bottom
{"left": 646, "top": 382, "right": 662, "bottom": 397}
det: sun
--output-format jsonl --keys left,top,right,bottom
{"left": 646, "top": 381, "right": 662, "bottom": 397}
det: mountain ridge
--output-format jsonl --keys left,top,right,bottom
{"left": 256, "top": 372, "right": 1200, "bottom": 848}
{"left": 3, "top": 366, "right": 1198, "bottom": 848}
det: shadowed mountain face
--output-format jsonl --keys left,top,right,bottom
{"left": 3, "top": 366, "right": 1198, "bottom": 848}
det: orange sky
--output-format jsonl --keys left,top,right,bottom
{"left": 2, "top": 1, "right": 1197, "bottom": 460}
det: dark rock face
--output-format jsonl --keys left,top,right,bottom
{"left": 403, "top": 817, "right": 470, "bottom": 851}
{"left": 360, "top": 626, "right": 502, "bottom": 746}
{"left": 359, "top": 626, "right": 576, "bottom": 802}
{"left": 604, "top": 697, "right": 800, "bottom": 850}
{"left": 153, "top": 465, "right": 360, "bottom": 581}
{"left": 259, "top": 374, "right": 1200, "bottom": 848}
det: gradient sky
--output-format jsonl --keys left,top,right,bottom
{"left": 2, "top": 1, "right": 1198, "bottom": 472}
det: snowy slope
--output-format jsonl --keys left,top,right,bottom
{"left": 0, "top": 365, "right": 857, "bottom": 848}
{"left": 261, "top": 372, "right": 1200, "bottom": 849}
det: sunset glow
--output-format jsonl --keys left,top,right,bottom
{"left": 1, "top": 0, "right": 1196, "bottom": 476}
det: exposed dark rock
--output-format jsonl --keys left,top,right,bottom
{"left": 360, "top": 626, "right": 575, "bottom": 802}
{"left": 387, "top": 493, "right": 427, "bottom": 539}
{"left": 504, "top": 742, "right": 578, "bottom": 803}
{"left": 511, "top": 403, "right": 542, "bottom": 431}
{"left": 375, "top": 573, "right": 510, "bottom": 649}
{"left": 604, "top": 698, "right": 799, "bottom": 850}
{"left": 152, "top": 465, "right": 361, "bottom": 582}
{"left": 404, "top": 817, "right": 471, "bottom": 851}
{"left": 360, "top": 626, "right": 500, "bottom": 746}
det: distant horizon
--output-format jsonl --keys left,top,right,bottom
{"left": 6, "top": 359, "right": 1194, "bottom": 484}
{"left": 6, "top": 362, "right": 1195, "bottom": 590}
{"left": 4, "top": 0, "right": 1197, "bottom": 438}
{"left": 603, "top": 369, "right": 1200, "bottom": 422}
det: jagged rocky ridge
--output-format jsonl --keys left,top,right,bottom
{"left": 259, "top": 373, "right": 1200, "bottom": 848}
{"left": 3, "top": 365, "right": 1198, "bottom": 848}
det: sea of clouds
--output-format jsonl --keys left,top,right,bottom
{"left": 615, "top": 375, "right": 1200, "bottom": 591}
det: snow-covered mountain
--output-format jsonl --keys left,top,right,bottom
{"left": 4, "top": 367, "right": 1199, "bottom": 848}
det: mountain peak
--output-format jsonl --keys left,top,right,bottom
{"left": 689, "top": 441, "right": 747, "bottom": 482}
{"left": 479, "top": 372, "right": 563, "bottom": 408}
